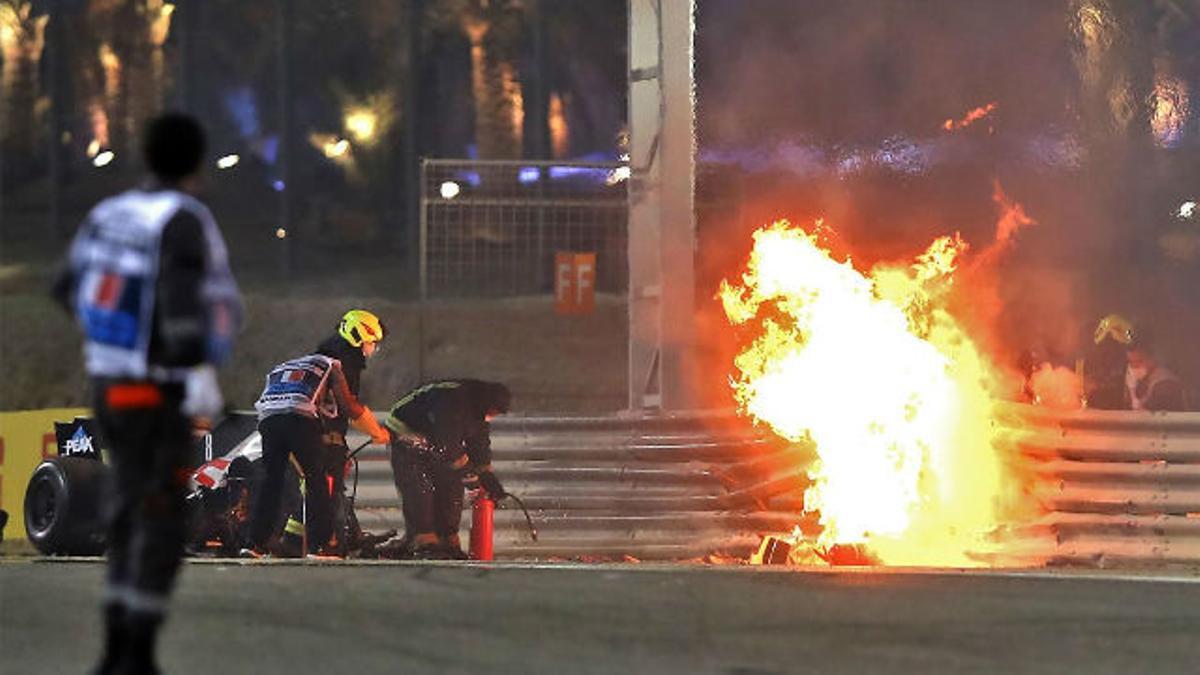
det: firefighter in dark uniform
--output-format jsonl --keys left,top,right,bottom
{"left": 1087, "top": 314, "right": 1135, "bottom": 410}
{"left": 1124, "top": 326, "right": 1189, "bottom": 412}
{"left": 244, "top": 311, "right": 391, "bottom": 557}
{"left": 1091, "top": 314, "right": 1189, "bottom": 411}
{"left": 53, "top": 113, "right": 243, "bottom": 675}
{"left": 385, "top": 380, "right": 511, "bottom": 558}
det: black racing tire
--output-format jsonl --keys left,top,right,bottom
{"left": 24, "top": 457, "right": 110, "bottom": 555}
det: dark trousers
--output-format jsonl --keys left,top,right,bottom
{"left": 249, "top": 414, "right": 332, "bottom": 550}
{"left": 92, "top": 380, "right": 191, "bottom": 617}
{"left": 390, "top": 443, "right": 464, "bottom": 541}
{"left": 283, "top": 441, "right": 348, "bottom": 546}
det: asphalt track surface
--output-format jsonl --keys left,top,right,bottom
{"left": 3, "top": 560, "right": 1200, "bottom": 674}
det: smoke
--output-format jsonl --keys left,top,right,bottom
{"left": 1029, "top": 363, "right": 1085, "bottom": 410}
{"left": 694, "top": 0, "right": 1200, "bottom": 405}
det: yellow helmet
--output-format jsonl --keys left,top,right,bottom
{"left": 1094, "top": 313, "right": 1134, "bottom": 345}
{"left": 338, "top": 309, "right": 384, "bottom": 347}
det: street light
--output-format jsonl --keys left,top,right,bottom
{"left": 322, "top": 138, "right": 350, "bottom": 159}
{"left": 344, "top": 109, "right": 378, "bottom": 144}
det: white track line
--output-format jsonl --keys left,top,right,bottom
{"left": 12, "top": 557, "right": 1200, "bottom": 584}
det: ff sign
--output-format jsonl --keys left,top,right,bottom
{"left": 555, "top": 252, "right": 596, "bottom": 315}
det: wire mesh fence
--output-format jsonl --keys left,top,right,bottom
{"left": 420, "top": 159, "right": 628, "bottom": 299}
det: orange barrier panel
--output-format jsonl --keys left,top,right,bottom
{"left": 554, "top": 252, "right": 596, "bottom": 315}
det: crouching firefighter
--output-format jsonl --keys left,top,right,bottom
{"left": 385, "top": 380, "right": 511, "bottom": 559}
{"left": 245, "top": 313, "right": 390, "bottom": 557}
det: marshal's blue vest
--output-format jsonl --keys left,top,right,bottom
{"left": 254, "top": 354, "right": 342, "bottom": 421}
{"left": 68, "top": 189, "right": 243, "bottom": 381}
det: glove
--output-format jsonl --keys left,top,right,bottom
{"left": 352, "top": 410, "right": 392, "bottom": 445}
{"left": 182, "top": 365, "right": 224, "bottom": 420}
{"left": 479, "top": 471, "right": 506, "bottom": 500}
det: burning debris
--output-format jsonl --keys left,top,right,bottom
{"left": 750, "top": 529, "right": 879, "bottom": 567}
{"left": 943, "top": 102, "right": 998, "bottom": 132}
{"left": 722, "top": 219, "right": 1028, "bottom": 567}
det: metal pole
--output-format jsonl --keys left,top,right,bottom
{"left": 276, "top": 0, "right": 294, "bottom": 278}
{"left": 416, "top": 156, "right": 428, "bottom": 383}
{"left": 657, "top": 0, "right": 697, "bottom": 410}
{"left": 530, "top": 0, "right": 549, "bottom": 292}
{"left": 418, "top": 158, "right": 429, "bottom": 300}
{"left": 627, "top": 0, "right": 697, "bottom": 410}
{"left": 175, "top": 0, "right": 197, "bottom": 112}
{"left": 46, "top": 2, "right": 65, "bottom": 239}
{"left": 527, "top": 0, "right": 550, "bottom": 159}
{"left": 404, "top": 0, "right": 423, "bottom": 286}
{"left": 536, "top": 167, "right": 546, "bottom": 292}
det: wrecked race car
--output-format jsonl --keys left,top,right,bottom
{"left": 22, "top": 412, "right": 382, "bottom": 557}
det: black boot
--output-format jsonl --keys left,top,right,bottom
{"left": 117, "top": 611, "right": 162, "bottom": 675}
{"left": 90, "top": 603, "right": 126, "bottom": 675}
{"left": 441, "top": 534, "right": 468, "bottom": 560}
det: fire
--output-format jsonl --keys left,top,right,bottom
{"left": 990, "top": 179, "right": 1035, "bottom": 247}
{"left": 720, "top": 220, "right": 1019, "bottom": 566}
{"left": 943, "top": 102, "right": 997, "bottom": 132}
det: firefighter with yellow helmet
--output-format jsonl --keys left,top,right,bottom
{"left": 1085, "top": 313, "right": 1134, "bottom": 410}
{"left": 243, "top": 309, "right": 391, "bottom": 557}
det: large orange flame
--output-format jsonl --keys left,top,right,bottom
{"left": 720, "top": 221, "right": 1021, "bottom": 566}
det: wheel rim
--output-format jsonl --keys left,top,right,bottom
{"left": 28, "top": 476, "right": 58, "bottom": 533}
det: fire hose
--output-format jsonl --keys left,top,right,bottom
{"left": 497, "top": 491, "right": 538, "bottom": 543}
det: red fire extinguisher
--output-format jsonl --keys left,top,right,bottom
{"left": 469, "top": 493, "right": 494, "bottom": 561}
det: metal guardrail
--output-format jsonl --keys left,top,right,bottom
{"left": 17, "top": 403, "right": 1200, "bottom": 565}
{"left": 997, "top": 403, "right": 1200, "bottom": 567}
{"left": 359, "top": 406, "right": 1200, "bottom": 566}
{"left": 352, "top": 412, "right": 811, "bottom": 560}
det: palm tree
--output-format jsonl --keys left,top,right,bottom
{"left": 428, "top": 0, "right": 526, "bottom": 159}
{"left": 1, "top": 0, "right": 47, "bottom": 173}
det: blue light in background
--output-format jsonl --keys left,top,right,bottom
{"left": 454, "top": 171, "right": 482, "bottom": 187}
{"left": 223, "top": 87, "right": 261, "bottom": 139}
{"left": 548, "top": 166, "right": 609, "bottom": 181}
